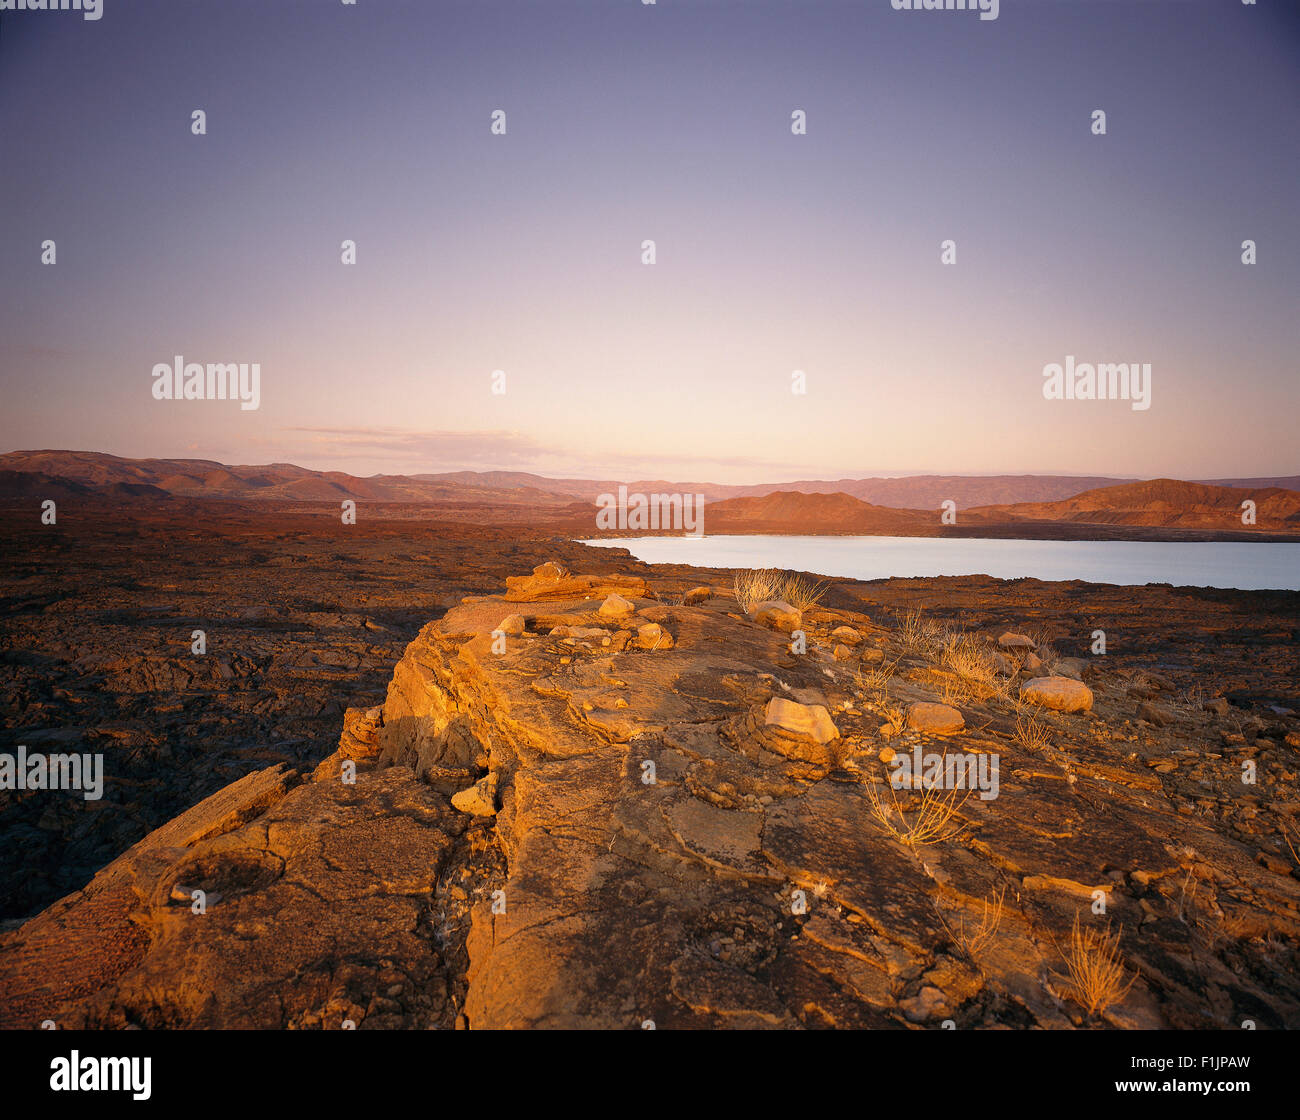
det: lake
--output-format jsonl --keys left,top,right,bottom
{"left": 578, "top": 535, "right": 1300, "bottom": 592}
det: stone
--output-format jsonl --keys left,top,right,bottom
{"left": 906, "top": 702, "right": 965, "bottom": 735}
{"left": 1138, "top": 701, "right": 1175, "bottom": 727}
{"left": 764, "top": 697, "right": 839, "bottom": 745}
{"left": 636, "top": 623, "right": 674, "bottom": 650}
{"left": 496, "top": 614, "right": 526, "bottom": 637}
{"left": 1055, "top": 657, "right": 1087, "bottom": 681}
{"left": 998, "top": 632, "right": 1036, "bottom": 650}
{"left": 1021, "top": 677, "right": 1094, "bottom": 713}
{"left": 749, "top": 600, "right": 801, "bottom": 633}
{"left": 598, "top": 593, "right": 636, "bottom": 619}
{"left": 451, "top": 772, "right": 498, "bottom": 817}
{"left": 899, "top": 985, "right": 950, "bottom": 1022}
{"left": 830, "top": 626, "right": 862, "bottom": 646}
{"left": 10, "top": 555, "right": 1300, "bottom": 1034}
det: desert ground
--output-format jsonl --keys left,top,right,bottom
{"left": 1, "top": 499, "right": 1298, "bottom": 1029}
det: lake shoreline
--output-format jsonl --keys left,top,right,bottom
{"left": 580, "top": 534, "right": 1300, "bottom": 593}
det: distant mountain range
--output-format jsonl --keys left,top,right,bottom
{"left": 4, "top": 450, "right": 1297, "bottom": 509}
{"left": 705, "top": 480, "right": 1300, "bottom": 535}
{"left": 2, "top": 450, "right": 1297, "bottom": 538}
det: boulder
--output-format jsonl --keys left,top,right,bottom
{"left": 750, "top": 600, "right": 801, "bottom": 634}
{"left": 1055, "top": 657, "right": 1086, "bottom": 681}
{"left": 906, "top": 702, "right": 965, "bottom": 735}
{"left": 451, "top": 772, "right": 498, "bottom": 817}
{"left": 1138, "top": 701, "right": 1175, "bottom": 727}
{"left": 636, "top": 623, "right": 674, "bottom": 650}
{"left": 998, "top": 632, "right": 1036, "bottom": 650}
{"left": 598, "top": 594, "right": 636, "bottom": 620}
{"left": 1021, "top": 677, "right": 1094, "bottom": 713}
{"left": 496, "top": 614, "right": 526, "bottom": 637}
{"left": 764, "top": 697, "right": 839, "bottom": 745}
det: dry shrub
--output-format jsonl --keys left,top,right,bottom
{"left": 857, "top": 656, "right": 899, "bottom": 697}
{"left": 779, "top": 572, "right": 830, "bottom": 612}
{"left": 898, "top": 607, "right": 930, "bottom": 653}
{"left": 865, "top": 766, "right": 972, "bottom": 847}
{"left": 1054, "top": 914, "right": 1137, "bottom": 1017}
{"left": 942, "top": 887, "right": 1006, "bottom": 960}
{"left": 732, "top": 569, "right": 829, "bottom": 614}
{"left": 732, "top": 569, "right": 783, "bottom": 613}
{"left": 938, "top": 633, "right": 999, "bottom": 700}
{"left": 1014, "top": 711, "right": 1052, "bottom": 753}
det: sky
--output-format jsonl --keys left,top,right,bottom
{"left": 0, "top": 0, "right": 1297, "bottom": 484}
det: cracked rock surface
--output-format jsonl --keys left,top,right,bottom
{"left": 4, "top": 555, "right": 1299, "bottom": 1030}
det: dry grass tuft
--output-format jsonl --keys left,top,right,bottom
{"left": 942, "top": 888, "right": 1006, "bottom": 960}
{"left": 898, "top": 607, "right": 933, "bottom": 654}
{"left": 864, "top": 764, "right": 972, "bottom": 847}
{"left": 732, "top": 569, "right": 830, "bottom": 614}
{"left": 857, "top": 656, "right": 899, "bottom": 697}
{"left": 778, "top": 572, "right": 830, "bottom": 613}
{"left": 732, "top": 569, "right": 783, "bottom": 613}
{"left": 938, "top": 632, "right": 1000, "bottom": 701}
{"left": 1053, "top": 914, "right": 1137, "bottom": 1017}
{"left": 1013, "top": 710, "right": 1052, "bottom": 753}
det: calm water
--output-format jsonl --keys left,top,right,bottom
{"left": 579, "top": 535, "right": 1300, "bottom": 592}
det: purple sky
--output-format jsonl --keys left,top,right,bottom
{"left": 1, "top": 0, "right": 1296, "bottom": 483}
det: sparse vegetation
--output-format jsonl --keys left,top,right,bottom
{"left": 864, "top": 765, "right": 972, "bottom": 847}
{"left": 938, "top": 632, "right": 1000, "bottom": 701}
{"left": 1013, "top": 710, "right": 1052, "bottom": 753}
{"left": 732, "top": 568, "right": 829, "bottom": 613}
{"left": 733, "top": 568, "right": 783, "bottom": 613}
{"left": 942, "top": 887, "right": 1006, "bottom": 960}
{"left": 1027, "top": 625, "right": 1062, "bottom": 674}
{"left": 857, "top": 656, "right": 899, "bottom": 697}
{"left": 779, "top": 572, "right": 830, "bottom": 613}
{"left": 1054, "top": 913, "right": 1137, "bottom": 1017}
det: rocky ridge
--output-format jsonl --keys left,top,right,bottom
{"left": 3, "top": 562, "right": 1299, "bottom": 1029}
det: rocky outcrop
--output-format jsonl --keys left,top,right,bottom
{"left": 5, "top": 562, "right": 1300, "bottom": 1030}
